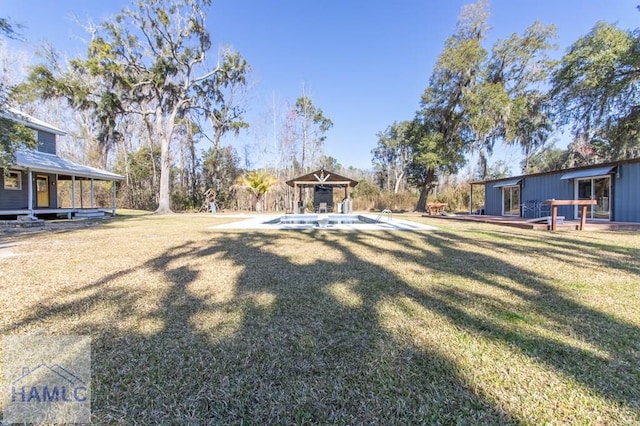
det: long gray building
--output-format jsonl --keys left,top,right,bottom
{"left": 473, "top": 158, "right": 640, "bottom": 223}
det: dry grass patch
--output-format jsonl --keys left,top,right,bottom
{"left": 1, "top": 214, "right": 639, "bottom": 424}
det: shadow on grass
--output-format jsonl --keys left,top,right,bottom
{"left": 468, "top": 228, "right": 640, "bottom": 276}
{"left": 2, "top": 224, "right": 639, "bottom": 423}
{"left": 329, "top": 230, "right": 640, "bottom": 407}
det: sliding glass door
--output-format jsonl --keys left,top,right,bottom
{"left": 576, "top": 176, "right": 611, "bottom": 220}
{"left": 502, "top": 185, "right": 520, "bottom": 216}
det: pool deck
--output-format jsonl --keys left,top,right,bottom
{"left": 421, "top": 214, "right": 640, "bottom": 231}
{"left": 207, "top": 211, "right": 639, "bottom": 232}
{"left": 210, "top": 213, "right": 437, "bottom": 231}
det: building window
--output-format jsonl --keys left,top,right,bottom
{"left": 3, "top": 171, "right": 22, "bottom": 190}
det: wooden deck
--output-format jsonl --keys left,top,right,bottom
{"left": 0, "top": 208, "right": 115, "bottom": 219}
{"left": 421, "top": 214, "right": 640, "bottom": 231}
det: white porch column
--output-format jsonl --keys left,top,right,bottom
{"left": 71, "top": 176, "right": 76, "bottom": 209}
{"left": 79, "top": 180, "right": 83, "bottom": 208}
{"left": 112, "top": 181, "right": 117, "bottom": 216}
{"left": 27, "top": 169, "right": 34, "bottom": 217}
{"left": 90, "top": 178, "right": 95, "bottom": 208}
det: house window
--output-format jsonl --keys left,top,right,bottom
{"left": 3, "top": 171, "right": 22, "bottom": 190}
{"left": 502, "top": 185, "right": 520, "bottom": 216}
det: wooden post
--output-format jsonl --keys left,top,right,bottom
{"left": 579, "top": 205, "right": 588, "bottom": 231}
{"left": 550, "top": 205, "right": 558, "bottom": 231}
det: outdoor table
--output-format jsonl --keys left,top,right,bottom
{"left": 543, "top": 199, "right": 597, "bottom": 231}
{"left": 426, "top": 202, "right": 447, "bottom": 215}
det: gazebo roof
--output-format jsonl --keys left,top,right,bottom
{"left": 286, "top": 168, "right": 359, "bottom": 188}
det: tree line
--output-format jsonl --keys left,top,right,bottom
{"left": 2, "top": 0, "right": 347, "bottom": 213}
{"left": 2, "top": 1, "right": 639, "bottom": 213}
{"left": 372, "top": 1, "right": 640, "bottom": 211}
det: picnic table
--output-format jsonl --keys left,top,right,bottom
{"left": 426, "top": 202, "right": 447, "bottom": 215}
{"left": 543, "top": 199, "right": 597, "bottom": 231}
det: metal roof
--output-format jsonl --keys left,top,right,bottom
{"left": 560, "top": 166, "right": 615, "bottom": 180}
{"left": 1, "top": 108, "right": 67, "bottom": 136}
{"left": 13, "top": 149, "right": 124, "bottom": 181}
{"left": 285, "top": 169, "right": 359, "bottom": 188}
{"left": 471, "top": 158, "right": 640, "bottom": 185}
{"left": 493, "top": 179, "right": 522, "bottom": 188}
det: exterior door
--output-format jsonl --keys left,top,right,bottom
{"left": 502, "top": 185, "right": 520, "bottom": 216}
{"left": 576, "top": 176, "right": 610, "bottom": 220}
{"left": 36, "top": 175, "right": 50, "bottom": 207}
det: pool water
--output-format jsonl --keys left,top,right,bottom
{"left": 209, "top": 213, "right": 438, "bottom": 231}
{"left": 266, "top": 214, "right": 376, "bottom": 226}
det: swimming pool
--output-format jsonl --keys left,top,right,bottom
{"left": 210, "top": 213, "right": 437, "bottom": 231}
{"left": 266, "top": 214, "right": 375, "bottom": 226}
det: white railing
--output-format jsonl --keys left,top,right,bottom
{"left": 376, "top": 209, "right": 392, "bottom": 222}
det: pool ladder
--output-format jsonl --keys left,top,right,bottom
{"left": 376, "top": 209, "right": 392, "bottom": 222}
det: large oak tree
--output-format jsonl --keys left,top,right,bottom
{"left": 552, "top": 22, "right": 640, "bottom": 161}
{"left": 410, "top": 1, "right": 556, "bottom": 210}
{"left": 25, "top": 0, "right": 249, "bottom": 213}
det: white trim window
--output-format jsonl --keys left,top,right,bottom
{"left": 3, "top": 170, "right": 22, "bottom": 190}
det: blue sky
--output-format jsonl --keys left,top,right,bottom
{"left": 2, "top": 0, "right": 639, "bottom": 172}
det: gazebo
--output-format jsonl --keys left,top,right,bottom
{"left": 286, "top": 168, "right": 359, "bottom": 213}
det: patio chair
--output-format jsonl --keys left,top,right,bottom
{"left": 521, "top": 200, "right": 537, "bottom": 218}
{"left": 538, "top": 201, "right": 550, "bottom": 218}
{"left": 318, "top": 202, "right": 328, "bottom": 213}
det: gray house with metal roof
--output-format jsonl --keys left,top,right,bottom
{"left": 473, "top": 158, "right": 640, "bottom": 223}
{"left": 1, "top": 108, "right": 124, "bottom": 219}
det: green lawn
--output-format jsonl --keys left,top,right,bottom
{"left": 1, "top": 214, "right": 639, "bottom": 424}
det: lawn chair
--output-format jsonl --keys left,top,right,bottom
{"left": 521, "top": 200, "right": 537, "bottom": 218}
{"left": 318, "top": 202, "right": 328, "bottom": 213}
{"left": 537, "top": 201, "right": 550, "bottom": 218}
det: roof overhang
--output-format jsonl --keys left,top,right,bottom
{"left": 1, "top": 108, "right": 67, "bottom": 136}
{"left": 11, "top": 149, "right": 124, "bottom": 181}
{"left": 288, "top": 180, "right": 355, "bottom": 187}
{"left": 286, "top": 169, "right": 358, "bottom": 188}
{"left": 560, "top": 166, "right": 615, "bottom": 180}
{"left": 493, "top": 179, "right": 522, "bottom": 188}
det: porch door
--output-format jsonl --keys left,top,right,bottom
{"left": 502, "top": 185, "right": 520, "bottom": 216}
{"left": 36, "top": 175, "right": 50, "bottom": 207}
{"left": 576, "top": 176, "right": 611, "bottom": 220}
